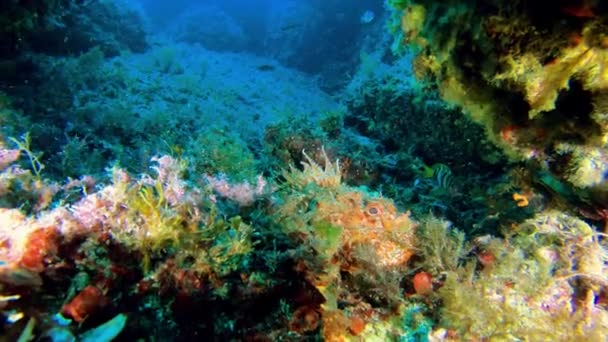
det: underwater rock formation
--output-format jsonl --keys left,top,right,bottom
{"left": 167, "top": 5, "right": 249, "bottom": 52}
{"left": 388, "top": 0, "right": 608, "bottom": 199}
{"left": 0, "top": 1, "right": 147, "bottom": 59}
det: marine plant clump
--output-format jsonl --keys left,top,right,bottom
{"left": 414, "top": 216, "right": 465, "bottom": 274}
{"left": 273, "top": 147, "right": 421, "bottom": 339}
{"left": 0, "top": 152, "right": 264, "bottom": 339}
{"left": 0, "top": 136, "right": 59, "bottom": 212}
{"left": 436, "top": 210, "right": 608, "bottom": 340}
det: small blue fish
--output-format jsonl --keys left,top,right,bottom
{"left": 360, "top": 10, "right": 375, "bottom": 24}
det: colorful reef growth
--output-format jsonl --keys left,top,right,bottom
{"left": 0, "top": 139, "right": 421, "bottom": 340}
{"left": 387, "top": 0, "right": 608, "bottom": 194}
{"left": 1, "top": 141, "right": 607, "bottom": 339}
{"left": 2, "top": 1, "right": 608, "bottom": 341}
{"left": 382, "top": 0, "right": 608, "bottom": 339}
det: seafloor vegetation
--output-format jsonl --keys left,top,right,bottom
{"left": 0, "top": 0, "right": 607, "bottom": 341}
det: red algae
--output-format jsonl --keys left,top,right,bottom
{"left": 61, "top": 285, "right": 107, "bottom": 322}
{"left": 19, "top": 227, "right": 60, "bottom": 272}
